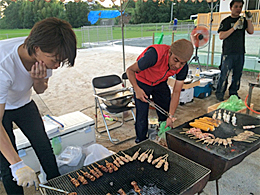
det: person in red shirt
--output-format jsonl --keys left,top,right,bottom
{"left": 126, "top": 39, "right": 194, "bottom": 143}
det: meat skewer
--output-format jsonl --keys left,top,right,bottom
{"left": 218, "top": 138, "right": 223, "bottom": 146}
{"left": 222, "top": 139, "right": 228, "bottom": 148}
{"left": 147, "top": 149, "right": 154, "bottom": 163}
{"left": 155, "top": 155, "right": 168, "bottom": 169}
{"left": 121, "top": 151, "right": 134, "bottom": 161}
{"left": 118, "top": 188, "right": 127, "bottom": 195}
{"left": 105, "top": 160, "right": 118, "bottom": 172}
{"left": 131, "top": 181, "right": 141, "bottom": 195}
{"left": 213, "top": 137, "right": 220, "bottom": 145}
{"left": 114, "top": 154, "right": 125, "bottom": 165}
{"left": 95, "top": 162, "right": 108, "bottom": 173}
{"left": 76, "top": 172, "right": 88, "bottom": 185}
{"left": 243, "top": 125, "right": 260, "bottom": 130}
{"left": 140, "top": 149, "right": 151, "bottom": 162}
{"left": 164, "top": 156, "right": 169, "bottom": 171}
{"left": 91, "top": 164, "right": 103, "bottom": 177}
{"left": 80, "top": 170, "right": 96, "bottom": 181}
{"left": 115, "top": 153, "right": 129, "bottom": 163}
{"left": 152, "top": 154, "right": 168, "bottom": 165}
{"left": 111, "top": 156, "right": 121, "bottom": 168}
{"left": 87, "top": 167, "right": 100, "bottom": 179}
{"left": 227, "top": 138, "right": 232, "bottom": 147}
{"left": 132, "top": 148, "right": 141, "bottom": 160}
{"left": 138, "top": 149, "right": 149, "bottom": 161}
{"left": 68, "top": 174, "right": 80, "bottom": 187}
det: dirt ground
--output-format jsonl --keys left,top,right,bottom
{"left": 0, "top": 45, "right": 259, "bottom": 195}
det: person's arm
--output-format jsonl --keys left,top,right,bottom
{"left": 30, "top": 61, "right": 49, "bottom": 94}
{"left": 219, "top": 19, "right": 242, "bottom": 40}
{"left": 165, "top": 80, "right": 184, "bottom": 128}
{"left": 0, "top": 104, "right": 39, "bottom": 187}
{"left": 0, "top": 104, "right": 22, "bottom": 165}
{"left": 246, "top": 19, "right": 254, "bottom": 34}
{"left": 126, "top": 62, "right": 148, "bottom": 102}
{"left": 219, "top": 28, "right": 235, "bottom": 40}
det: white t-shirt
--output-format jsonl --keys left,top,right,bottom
{"left": 0, "top": 37, "right": 52, "bottom": 110}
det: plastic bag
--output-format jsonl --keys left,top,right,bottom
{"left": 158, "top": 121, "right": 171, "bottom": 140}
{"left": 217, "top": 95, "right": 246, "bottom": 111}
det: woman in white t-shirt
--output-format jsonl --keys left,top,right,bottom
{"left": 0, "top": 17, "right": 76, "bottom": 195}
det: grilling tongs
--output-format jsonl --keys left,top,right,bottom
{"left": 38, "top": 183, "right": 70, "bottom": 194}
{"left": 146, "top": 98, "right": 170, "bottom": 118}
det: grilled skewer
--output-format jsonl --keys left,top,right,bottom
{"left": 164, "top": 157, "right": 169, "bottom": 171}
{"left": 152, "top": 154, "right": 168, "bottom": 165}
{"left": 140, "top": 149, "right": 150, "bottom": 162}
{"left": 132, "top": 148, "right": 141, "bottom": 160}
{"left": 138, "top": 149, "right": 149, "bottom": 161}
{"left": 76, "top": 172, "right": 88, "bottom": 185}
{"left": 118, "top": 188, "right": 127, "bottom": 195}
{"left": 112, "top": 156, "right": 121, "bottom": 168}
{"left": 131, "top": 181, "right": 141, "bottom": 195}
{"left": 95, "top": 162, "right": 108, "bottom": 173}
{"left": 91, "top": 164, "right": 103, "bottom": 176}
{"left": 155, "top": 155, "right": 168, "bottom": 169}
{"left": 68, "top": 175, "right": 80, "bottom": 187}
{"left": 115, "top": 153, "right": 129, "bottom": 163}
{"left": 87, "top": 167, "right": 100, "bottom": 178}
{"left": 147, "top": 149, "right": 154, "bottom": 163}
{"left": 121, "top": 151, "right": 133, "bottom": 161}
{"left": 80, "top": 170, "right": 96, "bottom": 181}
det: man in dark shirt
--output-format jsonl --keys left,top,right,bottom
{"left": 126, "top": 39, "right": 193, "bottom": 143}
{"left": 215, "top": 0, "right": 254, "bottom": 101}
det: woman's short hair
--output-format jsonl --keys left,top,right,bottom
{"left": 24, "top": 17, "right": 77, "bottom": 67}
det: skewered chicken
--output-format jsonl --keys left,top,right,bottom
{"left": 68, "top": 193, "right": 77, "bottom": 195}
{"left": 212, "top": 111, "right": 217, "bottom": 119}
{"left": 132, "top": 148, "right": 141, "bottom": 160}
{"left": 87, "top": 167, "right": 100, "bottom": 179}
{"left": 147, "top": 150, "right": 154, "bottom": 163}
{"left": 231, "top": 113, "right": 237, "bottom": 126}
{"left": 217, "top": 110, "right": 222, "bottom": 120}
{"left": 138, "top": 149, "right": 149, "bottom": 161}
{"left": 116, "top": 153, "right": 129, "bottom": 163}
{"left": 118, "top": 188, "right": 127, "bottom": 195}
{"left": 112, "top": 156, "right": 121, "bottom": 168}
{"left": 164, "top": 157, "right": 169, "bottom": 171}
{"left": 121, "top": 151, "right": 133, "bottom": 161}
{"left": 226, "top": 112, "right": 231, "bottom": 123}
{"left": 227, "top": 138, "right": 232, "bottom": 147}
{"left": 68, "top": 175, "right": 80, "bottom": 187}
{"left": 222, "top": 139, "right": 228, "bottom": 148}
{"left": 223, "top": 110, "right": 227, "bottom": 122}
{"left": 91, "top": 164, "right": 103, "bottom": 176}
{"left": 140, "top": 149, "right": 150, "bottom": 162}
{"left": 76, "top": 172, "right": 88, "bottom": 185}
{"left": 131, "top": 181, "right": 141, "bottom": 195}
{"left": 80, "top": 170, "right": 96, "bottom": 181}
{"left": 213, "top": 137, "right": 219, "bottom": 145}
{"left": 155, "top": 155, "right": 168, "bottom": 169}
{"left": 95, "top": 162, "right": 108, "bottom": 173}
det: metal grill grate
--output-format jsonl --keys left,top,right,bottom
{"left": 44, "top": 140, "right": 210, "bottom": 195}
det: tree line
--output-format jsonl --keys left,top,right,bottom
{"left": 0, "top": 0, "right": 210, "bottom": 29}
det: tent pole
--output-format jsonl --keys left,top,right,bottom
{"left": 120, "top": 0, "right": 126, "bottom": 73}
{"left": 206, "top": 0, "right": 214, "bottom": 70}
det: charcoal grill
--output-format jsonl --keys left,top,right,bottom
{"left": 41, "top": 140, "right": 211, "bottom": 195}
{"left": 166, "top": 109, "right": 260, "bottom": 194}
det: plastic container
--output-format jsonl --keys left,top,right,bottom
{"left": 195, "top": 68, "right": 200, "bottom": 77}
{"left": 57, "top": 146, "right": 82, "bottom": 167}
{"left": 194, "top": 83, "right": 212, "bottom": 98}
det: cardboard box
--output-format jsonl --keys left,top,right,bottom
{"left": 207, "top": 101, "right": 254, "bottom": 114}
{"left": 167, "top": 76, "right": 200, "bottom": 89}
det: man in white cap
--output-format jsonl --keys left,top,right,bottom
{"left": 126, "top": 39, "right": 194, "bottom": 143}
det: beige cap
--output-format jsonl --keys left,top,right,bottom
{"left": 170, "top": 39, "right": 194, "bottom": 61}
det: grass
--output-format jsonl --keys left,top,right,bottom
{"left": 0, "top": 26, "right": 186, "bottom": 48}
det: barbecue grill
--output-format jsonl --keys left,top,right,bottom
{"left": 40, "top": 140, "right": 211, "bottom": 195}
{"left": 166, "top": 109, "right": 260, "bottom": 194}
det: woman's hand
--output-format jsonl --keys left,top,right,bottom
{"left": 30, "top": 61, "right": 47, "bottom": 80}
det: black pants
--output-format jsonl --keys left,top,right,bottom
{"left": 134, "top": 80, "right": 171, "bottom": 143}
{"left": 0, "top": 100, "right": 60, "bottom": 195}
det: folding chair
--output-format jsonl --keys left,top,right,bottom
{"left": 92, "top": 74, "right": 136, "bottom": 144}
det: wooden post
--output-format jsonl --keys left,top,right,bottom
{"left": 211, "top": 34, "right": 215, "bottom": 66}
{"left": 172, "top": 32, "right": 174, "bottom": 43}
{"left": 152, "top": 32, "right": 155, "bottom": 44}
